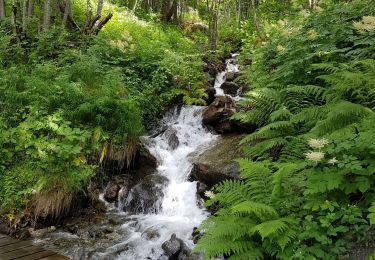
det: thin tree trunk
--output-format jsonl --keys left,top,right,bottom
{"left": 51, "top": 0, "right": 58, "bottom": 21}
{"left": 245, "top": 0, "right": 250, "bottom": 19}
{"left": 208, "top": 0, "right": 219, "bottom": 50}
{"left": 27, "top": 0, "right": 34, "bottom": 17}
{"left": 236, "top": 0, "right": 241, "bottom": 27}
{"left": 43, "top": 0, "right": 51, "bottom": 32}
{"left": 97, "top": 0, "right": 103, "bottom": 16}
{"left": 251, "top": 0, "right": 261, "bottom": 38}
{"left": 0, "top": 0, "right": 5, "bottom": 19}
{"left": 62, "top": 0, "right": 70, "bottom": 26}
{"left": 11, "top": 0, "right": 18, "bottom": 36}
{"left": 132, "top": 0, "right": 138, "bottom": 11}
{"left": 22, "top": 0, "right": 27, "bottom": 32}
{"left": 144, "top": 0, "right": 149, "bottom": 13}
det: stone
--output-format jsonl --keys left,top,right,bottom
{"left": 205, "top": 86, "right": 216, "bottom": 105}
{"left": 162, "top": 233, "right": 182, "bottom": 257}
{"left": 123, "top": 174, "right": 168, "bottom": 214}
{"left": 103, "top": 181, "right": 121, "bottom": 203}
{"left": 196, "top": 182, "right": 208, "bottom": 197}
{"left": 202, "top": 96, "right": 237, "bottom": 134}
{"left": 141, "top": 227, "right": 160, "bottom": 241}
{"left": 192, "top": 227, "right": 203, "bottom": 244}
{"left": 225, "top": 71, "right": 238, "bottom": 82}
{"left": 133, "top": 144, "right": 159, "bottom": 180}
{"left": 164, "top": 127, "right": 180, "bottom": 150}
{"left": 189, "top": 135, "right": 244, "bottom": 188}
{"left": 221, "top": 81, "right": 240, "bottom": 96}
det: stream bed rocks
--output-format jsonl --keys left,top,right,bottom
{"left": 189, "top": 134, "right": 244, "bottom": 188}
{"left": 162, "top": 234, "right": 201, "bottom": 260}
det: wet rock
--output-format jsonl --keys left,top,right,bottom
{"left": 164, "top": 127, "right": 180, "bottom": 150}
{"left": 123, "top": 174, "right": 168, "bottom": 214}
{"left": 203, "top": 57, "right": 225, "bottom": 78}
{"left": 221, "top": 81, "right": 240, "bottom": 96}
{"left": 196, "top": 182, "right": 208, "bottom": 197}
{"left": 205, "top": 86, "right": 216, "bottom": 105}
{"left": 103, "top": 182, "right": 121, "bottom": 203}
{"left": 189, "top": 135, "right": 243, "bottom": 188}
{"left": 192, "top": 227, "right": 203, "bottom": 244}
{"left": 108, "top": 217, "right": 123, "bottom": 226}
{"left": 162, "top": 234, "right": 182, "bottom": 257}
{"left": 202, "top": 96, "right": 237, "bottom": 134}
{"left": 226, "top": 71, "right": 238, "bottom": 82}
{"left": 133, "top": 144, "right": 158, "bottom": 180}
{"left": 142, "top": 227, "right": 160, "bottom": 241}
{"left": 161, "top": 233, "right": 198, "bottom": 260}
{"left": 207, "top": 75, "right": 215, "bottom": 87}
{"left": 104, "top": 174, "right": 131, "bottom": 203}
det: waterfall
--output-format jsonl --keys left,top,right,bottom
{"left": 31, "top": 54, "right": 241, "bottom": 260}
{"left": 214, "top": 54, "right": 240, "bottom": 97}
{"left": 100, "top": 106, "right": 217, "bottom": 259}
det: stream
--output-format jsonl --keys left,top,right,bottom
{"left": 31, "top": 54, "right": 240, "bottom": 260}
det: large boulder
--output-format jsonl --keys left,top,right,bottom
{"left": 202, "top": 96, "right": 237, "bottom": 134}
{"left": 122, "top": 174, "right": 168, "bottom": 214}
{"left": 189, "top": 135, "right": 244, "bottom": 188}
{"left": 133, "top": 144, "right": 158, "bottom": 180}
{"left": 221, "top": 81, "right": 240, "bottom": 96}
{"left": 103, "top": 175, "right": 130, "bottom": 203}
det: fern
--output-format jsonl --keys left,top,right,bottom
{"left": 311, "top": 101, "right": 373, "bottom": 135}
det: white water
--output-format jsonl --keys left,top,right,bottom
{"left": 214, "top": 54, "right": 240, "bottom": 96}
{"left": 104, "top": 106, "right": 217, "bottom": 259}
{"left": 32, "top": 56, "right": 242, "bottom": 260}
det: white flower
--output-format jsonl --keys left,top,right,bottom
{"left": 328, "top": 157, "right": 338, "bottom": 165}
{"left": 308, "top": 138, "right": 329, "bottom": 149}
{"left": 305, "top": 151, "right": 325, "bottom": 163}
{"left": 204, "top": 191, "right": 215, "bottom": 199}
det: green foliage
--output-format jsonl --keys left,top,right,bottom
{"left": 0, "top": 4, "right": 208, "bottom": 217}
{"left": 197, "top": 1, "right": 375, "bottom": 259}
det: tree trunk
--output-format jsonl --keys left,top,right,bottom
{"left": 27, "top": 0, "right": 34, "bottom": 17}
{"left": 82, "top": 0, "right": 92, "bottom": 34}
{"left": 132, "top": 0, "right": 138, "bottom": 11}
{"left": 62, "top": 0, "right": 70, "bottom": 26}
{"left": 236, "top": 0, "right": 241, "bottom": 27}
{"left": 43, "top": 0, "right": 51, "bottom": 32}
{"left": 251, "top": 0, "right": 261, "bottom": 38}
{"left": 22, "top": 0, "right": 27, "bottom": 32}
{"left": 51, "top": 0, "right": 58, "bottom": 21}
{"left": 11, "top": 0, "right": 18, "bottom": 36}
{"left": 97, "top": 0, "right": 103, "bottom": 16}
{"left": 0, "top": 0, "right": 5, "bottom": 19}
{"left": 144, "top": 0, "right": 149, "bottom": 13}
{"left": 164, "top": 0, "right": 177, "bottom": 22}
{"left": 208, "top": 0, "right": 219, "bottom": 50}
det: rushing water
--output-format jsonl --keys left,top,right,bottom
{"left": 32, "top": 55, "right": 240, "bottom": 260}
{"left": 109, "top": 106, "right": 217, "bottom": 259}
{"left": 214, "top": 54, "right": 240, "bottom": 96}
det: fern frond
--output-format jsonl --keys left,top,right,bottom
{"left": 311, "top": 101, "right": 373, "bottom": 135}
{"left": 232, "top": 201, "right": 279, "bottom": 220}
{"left": 270, "top": 107, "right": 292, "bottom": 122}
{"left": 243, "top": 137, "right": 287, "bottom": 160}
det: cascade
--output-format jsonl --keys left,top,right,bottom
{"left": 32, "top": 54, "right": 241, "bottom": 260}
